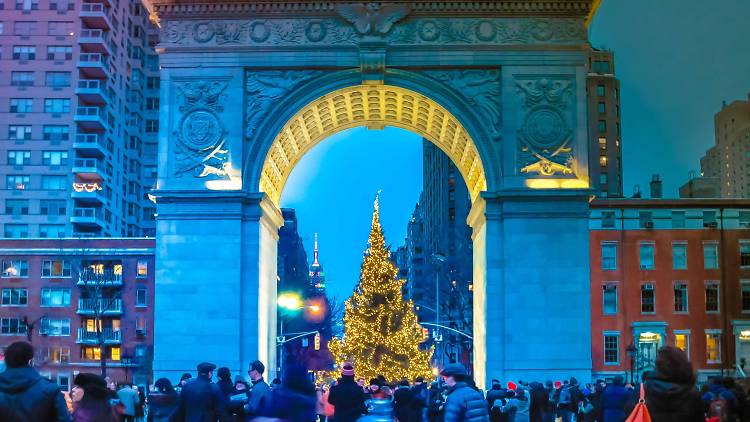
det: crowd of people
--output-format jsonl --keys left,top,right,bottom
{"left": 2, "top": 340, "right": 750, "bottom": 422}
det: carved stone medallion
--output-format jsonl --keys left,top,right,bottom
{"left": 179, "top": 110, "right": 222, "bottom": 151}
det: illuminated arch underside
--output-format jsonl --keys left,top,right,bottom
{"left": 260, "top": 85, "right": 488, "bottom": 206}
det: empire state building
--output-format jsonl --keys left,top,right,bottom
{"left": 309, "top": 233, "right": 326, "bottom": 295}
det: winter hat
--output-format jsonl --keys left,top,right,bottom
{"left": 439, "top": 363, "right": 468, "bottom": 377}
{"left": 554, "top": 381, "right": 562, "bottom": 389}
{"left": 507, "top": 381, "right": 517, "bottom": 391}
{"left": 74, "top": 373, "right": 109, "bottom": 400}
{"left": 341, "top": 362, "right": 355, "bottom": 376}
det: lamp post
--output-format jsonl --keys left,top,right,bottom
{"left": 276, "top": 292, "right": 323, "bottom": 379}
{"left": 626, "top": 343, "right": 637, "bottom": 384}
{"left": 431, "top": 252, "right": 446, "bottom": 368}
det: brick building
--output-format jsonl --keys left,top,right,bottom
{"left": 590, "top": 199, "right": 750, "bottom": 382}
{"left": 0, "top": 238, "right": 154, "bottom": 390}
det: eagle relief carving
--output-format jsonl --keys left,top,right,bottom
{"left": 335, "top": 3, "right": 411, "bottom": 36}
{"left": 173, "top": 80, "right": 231, "bottom": 179}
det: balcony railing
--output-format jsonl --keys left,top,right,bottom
{"left": 79, "top": 53, "right": 106, "bottom": 64}
{"left": 77, "top": 298, "right": 122, "bottom": 315}
{"left": 77, "top": 268, "right": 122, "bottom": 286}
{"left": 76, "top": 327, "right": 121, "bottom": 344}
{"left": 75, "top": 107, "right": 104, "bottom": 118}
{"left": 80, "top": 29, "right": 106, "bottom": 39}
{"left": 81, "top": 3, "right": 105, "bottom": 13}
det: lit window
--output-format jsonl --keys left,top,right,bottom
{"left": 706, "top": 332, "right": 721, "bottom": 363}
{"left": 81, "top": 347, "right": 101, "bottom": 361}
{"left": 602, "top": 243, "right": 617, "bottom": 270}
{"left": 675, "top": 332, "right": 690, "bottom": 359}
{"left": 703, "top": 243, "right": 719, "bottom": 269}
{"left": 673, "top": 282, "right": 688, "bottom": 313}
{"left": 672, "top": 243, "right": 687, "bottom": 270}
{"left": 639, "top": 243, "right": 655, "bottom": 270}
{"left": 641, "top": 283, "right": 655, "bottom": 314}
{"left": 604, "top": 333, "right": 619, "bottom": 365}
{"left": 599, "top": 155, "right": 608, "bottom": 166}
{"left": 110, "top": 347, "right": 121, "bottom": 361}
{"left": 137, "top": 260, "right": 148, "bottom": 278}
{"left": 602, "top": 284, "right": 617, "bottom": 315}
{"left": 41, "top": 288, "right": 71, "bottom": 307}
{"left": 41, "top": 260, "right": 71, "bottom": 278}
{"left": 705, "top": 282, "right": 720, "bottom": 313}
{"left": 2, "top": 260, "right": 29, "bottom": 277}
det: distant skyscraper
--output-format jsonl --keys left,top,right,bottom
{"left": 0, "top": 0, "right": 159, "bottom": 238}
{"left": 694, "top": 94, "right": 750, "bottom": 198}
{"left": 309, "top": 233, "right": 326, "bottom": 295}
{"left": 587, "top": 49, "right": 623, "bottom": 197}
{"left": 277, "top": 209, "right": 309, "bottom": 294}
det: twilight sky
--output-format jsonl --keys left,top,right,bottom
{"left": 280, "top": 0, "right": 750, "bottom": 301}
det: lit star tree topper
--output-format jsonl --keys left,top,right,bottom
{"left": 328, "top": 193, "right": 433, "bottom": 381}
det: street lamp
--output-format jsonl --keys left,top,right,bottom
{"left": 431, "top": 253, "right": 446, "bottom": 367}
{"left": 626, "top": 343, "right": 637, "bottom": 384}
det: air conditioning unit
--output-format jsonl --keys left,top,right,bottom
{"left": 645, "top": 221, "right": 654, "bottom": 229}
{"left": 704, "top": 221, "right": 718, "bottom": 228}
{"left": 135, "top": 328, "right": 146, "bottom": 336}
{"left": 643, "top": 284, "right": 654, "bottom": 290}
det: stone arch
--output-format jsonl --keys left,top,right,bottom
{"left": 256, "top": 84, "right": 488, "bottom": 207}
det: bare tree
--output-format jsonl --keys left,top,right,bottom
{"left": 21, "top": 315, "right": 44, "bottom": 343}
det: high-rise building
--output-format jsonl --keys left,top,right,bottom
{"left": 1, "top": 0, "right": 160, "bottom": 238}
{"left": 0, "top": 238, "right": 155, "bottom": 387}
{"left": 587, "top": 49, "right": 623, "bottom": 197}
{"left": 308, "top": 233, "right": 325, "bottom": 295}
{"left": 693, "top": 94, "right": 750, "bottom": 198}
{"left": 277, "top": 208, "right": 309, "bottom": 295}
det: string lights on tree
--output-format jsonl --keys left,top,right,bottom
{"left": 328, "top": 193, "right": 433, "bottom": 381}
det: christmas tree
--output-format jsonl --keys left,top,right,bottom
{"left": 328, "top": 194, "right": 433, "bottom": 381}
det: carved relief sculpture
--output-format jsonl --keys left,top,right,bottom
{"left": 173, "top": 80, "right": 230, "bottom": 179}
{"left": 515, "top": 78, "right": 575, "bottom": 176}
{"left": 335, "top": 3, "right": 411, "bottom": 36}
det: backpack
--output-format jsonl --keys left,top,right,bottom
{"left": 491, "top": 398, "right": 504, "bottom": 413}
{"left": 708, "top": 393, "right": 729, "bottom": 422}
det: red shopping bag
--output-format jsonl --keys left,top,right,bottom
{"left": 625, "top": 384, "right": 652, "bottom": 422}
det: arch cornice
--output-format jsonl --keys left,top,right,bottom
{"left": 244, "top": 69, "right": 499, "bottom": 205}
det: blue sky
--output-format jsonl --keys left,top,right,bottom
{"left": 280, "top": 0, "right": 750, "bottom": 301}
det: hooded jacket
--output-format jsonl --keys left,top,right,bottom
{"left": 644, "top": 373, "right": 704, "bottom": 422}
{"left": 443, "top": 381, "right": 490, "bottom": 422}
{"left": 0, "top": 366, "right": 71, "bottom": 422}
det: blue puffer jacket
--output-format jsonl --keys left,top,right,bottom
{"left": 443, "top": 382, "right": 490, "bottom": 422}
{"left": 0, "top": 366, "right": 71, "bottom": 422}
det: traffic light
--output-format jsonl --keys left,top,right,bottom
{"left": 314, "top": 332, "right": 321, "bottom": 351}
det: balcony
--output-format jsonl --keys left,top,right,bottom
{"left": 70, "top": 207, "right": 105, "bottom": 229}
{"left": 73, "top": 134, "right": 107, "bottom": 157}
{"left": 72, "top": 158, "right": 106, "bottom": 181}
{"left": 77, "top": 268, "right": 122, "bottom": 286}
{"left": 76, "top": 327, "right": 121, "bottom": 344}
{"left": 79, "top": 3, "right": 112, "bottom": 30}
{"left": 77, "top": 53, "right": 109, "bottom": 79}
{"left": 77, "top": 298, "right": 122, "bottom": 316}
{"left": 74, "top": 107, "right": 107, "bottom": 131}
{"left": 76, "top": 80, "right": 107, "bottom": 104}
{"left": 71, "top": 182, "right": 105, "bottom": 205}
{"left": 78, "top": 29, "right": 112, "bottom": 55}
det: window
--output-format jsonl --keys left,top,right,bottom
{"left": 602, "top": 284, "right": 617, "bottom": 315}
{"left": 5, "top": 199, "right": 29, "bottom": 215}
{"left": 2, "top": 260, "right": 28, "bottom": 277}
{"left": 110, "top": 347, "right": 121, "bottom": 361}
{"left": 703, "top": 211, "right": 718, "bottom": 227}
{"left": 639, "top": 243, "right": 655, "bottom": 270}
{"left": 7, "top": 151, "right": 31, "bottom": 166}
{"left": 741, "top": 242, "right": 750, "bottom": 268}
{"left": 1, "top": 288, "right": 28, "bottom": 306}
{"left": 15, "top": 0, "right": 38, "bottom": 10}
{"left": 705, "top": 282, "right": 720, "bottom": 313}
{"left": 641, "top": 283, "right": 655, "bottom": 313}
{"left": 43, "top": 347, "right": 70, "bottom": 364}
{"left": 49, "top": 0, "right": 75, "bottom": 10}
{"left": 41, "top": 176, "right": 67, "bottom": 191}
{"left": 41, "top": 288, "right": 71, "bottom": 307}
{"left": 136, "top": 288, "right": 147, "bottom": 307}
{"left": 1, "top": 318, "right": 27, "bottom": 335}
{"left": 146, "top": 98, "right": 160, "bottom": 110}
{"left": 599, "top": 155, "right": 608, "bottom": 166}
{"left": 12, "top": 45, "right": 35, "bottom": 60}
{"left": 6, "top": 175, "right": 30, "bottom": 190}
{"left": 706, "top": 331, "right": 721, "bottom": 363}
{"left": 4, "top": 224, "right": 28, "bottom": 238}
{"left": 740, "top": 211, "right": 750, "bottom": 228}
{"left": 598, "top": 120, "right": 606, "bottom": 132}
{"left": 11, "top": 71, "right": 34, "bottom": 86}
{"left": 639, "top": 211, "right": 653, "bottom": 228}
{"left": 13, "top": 21, "right": 36, "bottom": 36}
{"left": 39, "top": 318, "right": 70, "bottom": 336}
{"left": 41, "top": 260, "right": 71, "bottom": 278}
{"left": 742, "top": 281, "right": 750, "bottom": 314}
{"left": 593, "top": 60, "right": 611, "bottom": 74}
{"left": 597, "top": 102, "right": 605, "bottom": 113}
{"left": 45, "top": 72, "right": 71, "bottom": 87}
{"left": 43, "top": 125, "right": 69, "bottom": 140}
{"left": 675, "top": 331, "right": 690, "bottom": 359}
{"left": 604, "top": 333, "right": 619, "bottom": 365}
{"left": 601, "top": 211, "right": 615, "bottom": 229}
{"left": 42, "top": 151, "right": 68, "bottom": 166}
{"left": 703, "top": 243, "right": 719, "bottom": 269}
{"left": 39, "top": 225, "right": 65, "bottom": 238}
{"left": 596, "top": 84, "right": 605, "bottom": 96}
{"left": 10, "top": 98, "right": 33, "bottom": 113}
{"left": 674, "top": 282, "right": 688, "bottom": 313}
{"left": 136, "top": 260, "right": 148, "bottom": 278}
{"left": 672, "top": 242, "right": 687, "bottom": 270}
{"left": 147, "top": 77, "right": 160, "bottom": 90}
{"left": 599, "top": 172, "right": 608, "bottom": 186}
{"left": 47, "top": 46, "right": 72, "bottom": 60}
{"left": 145, "top": 120, "right": 159, "bottom": 133}
{"left": 598, "top": 136, "right": 607, "bottom": 150}
{"left": 8, "top": 125, "right": 32, "bottom": 140}
{"left": 81, "top": 347, "right": 101, "bottom": 361}
{"left": 47, "top": 21, "right": 72, "bottom": 36}
{"left": 40, "top": 200, "right": 66, "bottom": 216}
{"left": 602, "top": 243, "right": 617, "bottom": 270}
{"left": 44, "top": 99, "right": 71, "bottom": 113}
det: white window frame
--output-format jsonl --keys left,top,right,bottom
{"left": 671, "top": 241, "right": 687, "bottom": 270}
{"left": 136, "top": 260, "right": 148, "bottom": 278}
{"left": 674, "top": 329, "right": 691, "bottom": 360}
{"left": 703, "top": 241, "right": 719, "bottom": 270}
{"left": 705, "top": 329, "right": 722, "bottom": 364}
{"left": 601, "top": 242, "right": 618, "bottom": 271}
{"left": 1, "top": 288, "right": 28, "bottom": 306}
{"left": 641, "top": 282, "right": 656, "bottom": 314}
{"left": 673, "top": 281, "right": 689, "bottom": 314}
{"left": 639, "top": 242, "right": 655, "bottom": 270}
{"left": 135, "top": 288, "right": 147, "bottom": 307}
{"left": 742, "top": 280, "right": 750, "bottom": 314}
{"left": 40, "top": 287, "right": 71, "bottom": 307}
{"left": 740, "top": 241, "right": 750, "bottom": 269}
{"left": 705, "top": 281, "right": 720, "bottom": 314}
{"left": 602, "top": 283, "right": 618, "bottom": 315}
{"left": 41, "top": 260, "right": 71, "bottom": 278}
{"left": 2, "top": 260, "right": 29, "bottom": 278}
{"left": 603, "top": 331, "right": 620, "bottom": 366}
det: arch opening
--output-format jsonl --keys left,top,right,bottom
{"left": 259, "top": 84, "right": 488, "bottom": 206}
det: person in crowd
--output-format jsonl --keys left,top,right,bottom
{"left": 175, "top": 374, "right": 191, "bottom": 395}
{"left": 357, "top": 378, "right": 367, "bottom": 394}
{"left": 244, "top": 360, "right": 271, "bottom": 418}
{"left": 440, "top": 363, "right": 489, "bottom": 422}
{"left": 410, "top": 376, "right": 429, "bottom": 422}
{"left": 394, "top": 379, "right": 412, "bottom": 422}
{"left": 216, "top": 368, "right": 235, "bottom": 399}
{"left": 556, "top": 378, "right": 580, "bottom": 422}
{"left": 327, "top": 362, "right": 366, "bottom": 422}
{"left": 527, "top": 382, "right": 547, "bottom": 422}
{"left": 117, "top": 383, "right": 140, "bottom": 422}
{"left": 702, "top": 376, "right": 739, "bottom": 421}
{"left": 644, "top": 346, "right": 704, "bottom": 422}
{"left": 136, "top": 385, "right": 146, "bottom": 422}
{"left": 600, "top": 375, "right": 630, "bottom": 422}
{"left": 426, "top": 381, "right": 444, "bottom": 422}
{"left": 260, "top": 363, "right": 316, "bottom": 422}
{"left": 486, "top": 380, "right": 506, "bottom": 422}
{"left": 70, "top": 373, "right": 116, "bottom": 422}
{"left": 315, "top": 384, "right": 328, "bottom": 422}
{"left": 147, "top": 378, "right": 178, "bottom": 422}
{"left": 0, "top": 341, "right": 71, "bottom": 422}
{"left": 170, "top": 362, "right": 227, "bottom": 421}
{"left": 270, "top": 378, "right": 282, "bottom": 391}
{"left": 502, "top": 388, "right": 530, "bottom": 422}
{"left": 366, "top": 379, "right": 381, "bottom": 401}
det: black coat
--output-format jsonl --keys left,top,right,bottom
{"left": 394, "top": 386, "right": 413, "bottom": 422}
{"left": 443, "top": 382, "right": 489, "bottom": 422}
{"left": 410, "top": 383, "right": 428, "bottom": 421}
{"left": 147, "top": 392, "right": 178, "bottom": 422}
{"left": 327, "top": 376, "right": 365, "bottom": 422}
{"left": 261, "top": 387, "right": 317, "bottom": 422}
{"left": 0, "top": 366, "right": 71, "bottom": 422}
{"left": 169, "top": 375, "right": 227, "bottom": 422}
{"left": 644, "top": 378, "right": 704, "bottom": 422}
